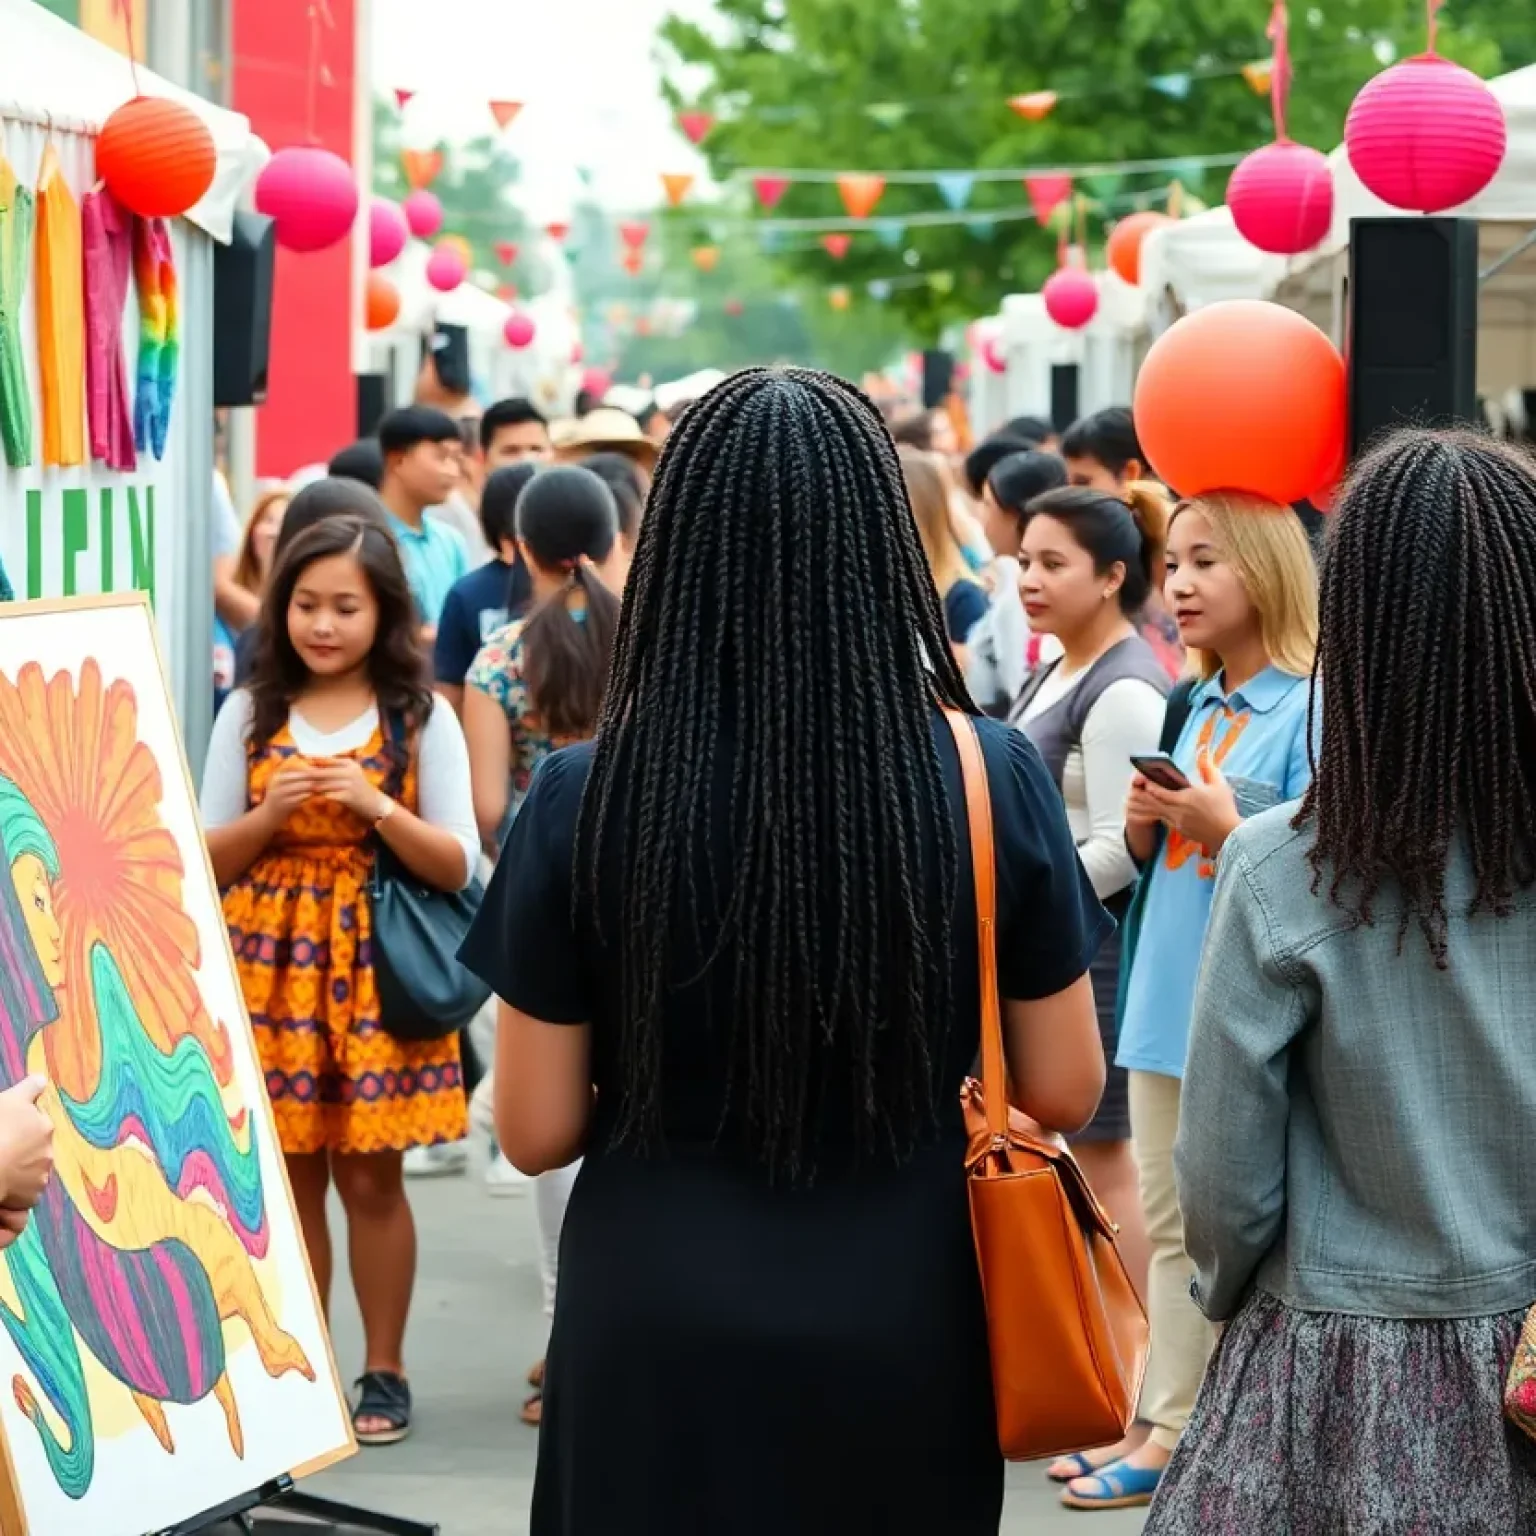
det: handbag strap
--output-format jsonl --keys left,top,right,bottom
{"left": 940, "top": 707, "right": 1007, "bottom": 1142}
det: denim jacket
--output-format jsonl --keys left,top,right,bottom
{"left": 1176, "top": 803, "right": 1536, "bottom": 1323}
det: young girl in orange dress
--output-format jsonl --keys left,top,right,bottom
{"left": 201, "top": 506, "right": 478, "bottom": 1446}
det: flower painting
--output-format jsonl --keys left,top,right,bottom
{"left": 0, "top": 597, "right": 352, "bottom": 1536}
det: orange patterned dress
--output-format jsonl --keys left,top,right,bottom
{"left": 222, "top": 723, "right": 467, "bottom": 1156}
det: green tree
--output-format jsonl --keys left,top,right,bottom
{"left": 660, "top": 0, "right": 1518, "bottom": 344}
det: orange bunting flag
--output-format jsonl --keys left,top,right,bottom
{"left": 402, "top": 148, "right": 442, "bottom": 190}
{"left": 821, "top": 233, "right": 852, "bottom": 259}
{"left": 546, "top": 221, "right": 571, "bottom": 243}
{"left": 678, "top": 111, "right": 715, "bottom": 146}
{"left": 393, "top": 87, "right": 415, "bottom": 110}
{"left": 1009, "top": 91, "right": 1058, "bottom": 122}
{"left": 1242, "top": 60, "right": 1273, "bottom": 95}
{"left": 828, "top": 286, "right": 851, "bottom": 311}
{"left": 622, "top": 248, "right": 644, "bottom": 276}
{"left": 489, "top": 100, "right": 522, "bottom": 130}
{"left": 496, "top": 282, "right": 518, "bottom": 302}
{"left": 837, "top": 173, "right": 887, "bottom": 220}
{"left": 692, "top": 245, "right": 720, "bottom": 273}
{"left": 661, "top": 173, "right": 695, "bottom": 208}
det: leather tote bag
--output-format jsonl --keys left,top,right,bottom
{"left": 942, "top": 707, "right": 1149, "bottom": 1460}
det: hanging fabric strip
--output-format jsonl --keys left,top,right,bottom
{"left": 82, "top": 188, "right": 136, "bottom": 471}
{"left": 132, "top": 217, "right": 178, "bottom": 462}
{"left": 0, "top": 154, "right": 35, "bottom": 468}
{"left": 36, "top": 143, "right": 86, "bottom": 469}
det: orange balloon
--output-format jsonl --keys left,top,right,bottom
{"left": 366, "top": 272, "right": 401, "bottom": 331}
{"left": 1106, "top": 211, "right": 1175, "bottom": 287}
{"left": 1133, "top": 301, "right": 1346, "bottom": 505}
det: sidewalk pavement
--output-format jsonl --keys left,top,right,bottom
{"left": 295, "top": 1159, "right": 1148, "bottom": 1536}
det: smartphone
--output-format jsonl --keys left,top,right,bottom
{"left": 1130, "top": 754, "right": 1190, "bottom": 792}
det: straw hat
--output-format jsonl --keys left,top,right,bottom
{"left": 550, "top": 407, "right": 659, "bottom": 468}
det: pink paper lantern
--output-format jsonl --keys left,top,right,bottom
{"left": 369, "top": 197, "right": 409, "bottom": 268}
{"left": 504, "top": 312, "right": 537, "bottom": 349}
{"left": 426, "top": 243, "right": 467, "bottom": 292}
{"left": 1344, "top": 54, "right": 1507, "bottom": 214}
{"left": 254, "top": 146, "right": 359, "bottom": 254}
{"left": 403, "top": 188, "right": 444, "bottom": 239}
{"left": 981, "top": 336, "right": 1006, "bottom": 375}
{"left": 1228, "top": 140, "right": 1334, "bottom": 256}
{"left": 1042, "top": 266, "right": 1099, "bottom": 330}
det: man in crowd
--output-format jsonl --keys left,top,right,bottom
{"left": 480, "top": 398, "right": 553, "bottom": 469}
{"left": 377, "top": 406, "right": 470, "bottom": 641}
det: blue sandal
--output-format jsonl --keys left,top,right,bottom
{"left": 1059, "top": 1458, "right": 1164, "bottom": 1511}
{"left": 1047, "top": 1451, "right": 1112, "bottom": 1484}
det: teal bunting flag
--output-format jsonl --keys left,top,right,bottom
{"left": 935, "top": 172, "right": 975, "bottom": 210}
{"left": 1149, "top": 73, "right": 1193, "bottom": 99}
{"left": 875, "top": 221, "right": 906, "bottom": 249}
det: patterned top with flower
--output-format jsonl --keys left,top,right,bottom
{"left": 466, "top": 618, "right": 577, "bottom": 825}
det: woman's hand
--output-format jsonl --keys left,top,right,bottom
{"left": 0, "top": 1077, "right": 53, "bottom": 1210}
{"left": 1141, "top": 750, "right": 1241, "bottom": 855}
{"left": 311, "top": 757, "right": 386, "bottom": 821}
{"left": 1124, "top": 776, "right": 1162, "bottom": 863}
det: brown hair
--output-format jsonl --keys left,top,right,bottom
{"left": 899, "top": 446, "right": 970, "bottom": 595}
{"left": 232, "top": 488, "right": 291, "bottom": 595}
{"left": 1023, "top": 480, "right": 1170, "bottom": 617}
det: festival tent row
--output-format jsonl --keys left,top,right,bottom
{"left": 0, "top": 0, "right": 266, "bottom": 753}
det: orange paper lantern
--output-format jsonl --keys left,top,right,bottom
{"left": 1133, "top": 300, "right": 1346, "bottom": 505}
{"left": 1106, "top": 211, "right": 1175, "bottom": 286}
{"left": 96, "top": 96, "right": 216, "bottom": 219}
{"left": 365, "top": 272, "right": 401, "bottom": 331}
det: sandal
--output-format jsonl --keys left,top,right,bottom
{"left": 1048, "top": 1450, "right": 1116, "bottom": 1484}
{"left": 520, "top": 1391, "right": 542, "bottom": 1427}
{"left": 1059, "top": 1458, "right": 1164, "bottom": 1511}
{"left": 527, "top": 1357, "right": 545, "bottom": 1390}
{"left": 352, "top": 1371, "right": 412, "bottom": 1446}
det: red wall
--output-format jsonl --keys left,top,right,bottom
{"left": 232, "top": 0, "right": 358, "bottom": 477}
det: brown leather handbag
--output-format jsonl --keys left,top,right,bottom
{"left": 943, "top": 707, "right": 1149, "bottom": 1461}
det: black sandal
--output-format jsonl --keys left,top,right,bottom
{"left": 352, "top": 1371, "right": 412, "bottom": 1445}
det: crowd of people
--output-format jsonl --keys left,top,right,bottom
{"left": 0, "top": 358, "right": 1520, "bottom": 1532}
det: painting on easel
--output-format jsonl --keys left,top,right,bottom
{"left": 0, "top": 595, "right": 353, "bottom": 1536}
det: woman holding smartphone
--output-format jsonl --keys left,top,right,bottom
{"left": 1061, "top": 492, "right": 1318, "bottom": 1512}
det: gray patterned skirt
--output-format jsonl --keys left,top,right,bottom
{"left": 1144, "top": 1291, "right": 1536, "bottom": 1535}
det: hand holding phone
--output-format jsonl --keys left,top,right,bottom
{"left": 1129, "top": 753, "right": 1190, "bottom": 792}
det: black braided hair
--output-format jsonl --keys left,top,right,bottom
{"left": 1296, "top": 428, "right": 1536, "bottom": 965}
{"left": 573, "top": 367, "right": 976, "bottom": 1179}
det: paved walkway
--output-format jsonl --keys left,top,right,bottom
{"left": 285, "top": 1158, "right": 1148, "bottom": 1535}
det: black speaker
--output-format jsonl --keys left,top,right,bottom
{"left": 921, "top": 349, "right": 954, "bottom": 409}
{"left": 213, "top": 210, "right": 275, "bottom": 408}
{"left": 1050, "top": 365, "right": 1079, "bottom": 433}
{"left": 1348, "top": 217, "right": 1477, "bottom": 456}
{"left": 357, "top": 373, "right": 391, "bottom": 438}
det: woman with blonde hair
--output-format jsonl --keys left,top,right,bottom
{"left": 215, "top": 487, "right": 290, "bottom": 710}
{"left": 898, "top": 446, "right": 988, "bottom": 663}
{"left": 1062, "top": 493, "right": 1318, "bottom": 1512}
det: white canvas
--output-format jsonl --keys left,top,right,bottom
{"left": 0, "top": 596, "right": 353, "bottom": 1536}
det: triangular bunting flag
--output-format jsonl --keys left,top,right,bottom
{"left": 576, "top": 166, "right": 594, "bottom": 186}
{"left": 622, "top": 249, "right": 644, "bottom": 276}
{"left": 759, "top": 227, "right": 783, "bottom": 254}
{"left": 1009, "top": 91, "right": 1058, "bottom": 122}
{"left": 966, "top": 219, "right": 995, "bottom": 241}
{"left": 828, "top": 286, "right": 851, "bottom": 311}
{"left": 928, "top": 271, "right": 955, "bottom": 295}
{"left": 1024, "top": 174, "right": 1073, "bottom": 226}
{"left": 661, "top": 173, "right": 695, "bottom": 208}
{"left": 678, "top": 111, "right": 715, "bottom": 146}
{"left": 494, "top": 241, "right": 519, "bottom": 266}
{"left": 868, "top": 280, "right": 892, "bottom": 300}
{"left": 821, "top": 233, "right": 852, "bottom": 259}
{"left": 496, "top": 283, "right": 518, "bottom": 303}
{"left": 935, "top": 173, "right": 975, "bottom": 211}
{"left": 866, "top": 103, "right": 909, "bottom": 129}
{"left": 619, "top": 221, "right": 650, "bottom": 250}
{"left": 402, "top": 148, "right": 443, "bottom": 190}
{"left": 489, "top": 100, "right": 522, "bottom": 130}
{"left": 1149, "top": 73, "right": 1193, "bottom": 100}
{"left": 753, "top": 176, "right": 791, "bottom": 212}
{"left": 692, "top": 245, "right": 720, "bottom": 273}
{"left": 875, "top": 221, "right": 905, "bottom": 250}
{"left": 837, "top": 174, "right": 887, "bottom": 220}
{"left": 1242, "top": 60, "right": 1273, "bottom": 95}
{"left": 546, "top": 221, "right": 571, "bottom": 243}
{"left": 393, "top": 87, "right": 415, "bottom": 110}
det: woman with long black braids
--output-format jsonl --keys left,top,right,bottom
{"left": 460, "top": 368, "right": 1110, "bottom": 1534}
{"left": 1145, "top": 429, "right": 1536, "bottom": 1533}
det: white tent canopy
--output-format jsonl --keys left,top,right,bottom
{"left": 1139, "top": 205, "right": 1290, "bottom": 333}
{"left": 0, "top": 0, "right": 265, "bottom": 241}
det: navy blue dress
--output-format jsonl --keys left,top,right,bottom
{"left": 460, "top": 709, "right": 1111, "bottom": 1536}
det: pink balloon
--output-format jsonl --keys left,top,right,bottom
{"left": 1043, "top": 266, "right": 1099, "bottom": 330}
{"left": 581, "top": 367, "right": 613, "bottom": 399}
{"left": 1345, "top": 54, "right": 1507, "bottom": 214}
{"left": 981, "top": 337, "right": 1006, "bottom": 375}
{"left": 403, "top": 188, "right": 444, "bottom": 239}
{"left": 369, "top": 197, "right": 409, "bottom": 268}
{"left": 1229, "top": 140, "right": 1333, "bottom": 256}
{"left": 426, "top": 243, "right": 467, "bottom": 292}
{"left": 254, "top": 146, "right": 359, "bottom": 254}
{"left": 503, "top": 312, "right": 537, "bottom": 348}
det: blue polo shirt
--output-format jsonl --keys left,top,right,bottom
{"left": 1117, "top": 665, "right": 1315, "bottom": 1080}
{"left": 388, "top": 512, "right": 469, "bottom": 630}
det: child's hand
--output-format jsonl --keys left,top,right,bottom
{"left": 310, "top": 757, "right": 386, "bottom": 822}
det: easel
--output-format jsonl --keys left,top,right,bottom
{"left": 149, "top": 1474, "right": 440, "bottom": 1536}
